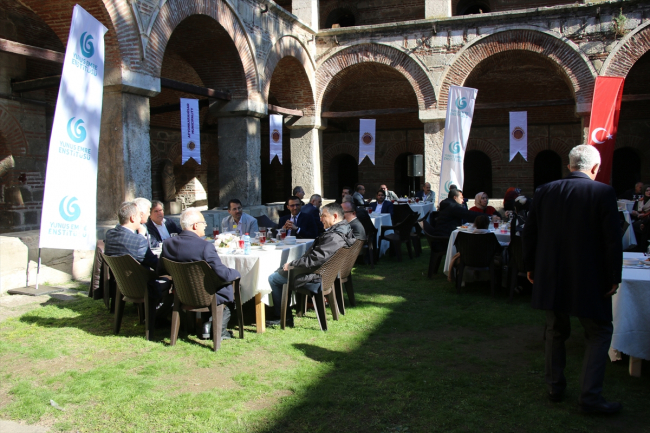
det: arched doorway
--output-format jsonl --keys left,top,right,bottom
{"left": 463, "top": 150, "right": 492, "bottom": 197}
{"left": 534, "top": 150, "right": 563, "bottom": 189}
{"left": 327, "top": 154, "right": 358, "bottom": 199}
{"left": 612, "top": 148, "right": 641, "bottom": 196}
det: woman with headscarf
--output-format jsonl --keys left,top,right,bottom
{"left": 503, "top": 187, "right": 521, "bottom": 211}
{"left": 469, "top": 192, "right": 502, "bottom": 218}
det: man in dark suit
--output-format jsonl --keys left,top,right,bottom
{"left": 523, "top": 145, "right": 622, "bottom": 414}
{"left": 301, "top": 194, "right": 324, "bottom": 233}
{"left": 146, "top": 200, "right": 182, "bottom": 247}
{"left": 432, "top": 189, "right": 486, "bottom": 238}
{"left": 157, "top": 207, "right": 241, "bottom": 340}
{"left": 341, "top": 201, "right": 366, "bottom": 241}
{"left": 369, "top": 190, "right": 394, "bottom": 217}
{"left": 278, "top": 196, "right": 319, "bottom": 239}
{"left": 105, "top": 201, "right": 158, "bottom": 270}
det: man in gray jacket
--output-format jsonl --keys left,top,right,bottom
{"left": 267, "top": 202, "right": 356, "bottom": 326}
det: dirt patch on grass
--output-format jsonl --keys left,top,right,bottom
{"left": 242, "top": 390, "right": 293, "bottom": 412}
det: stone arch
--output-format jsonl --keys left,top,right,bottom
{"left": 323, "top": 143, "right": 359, "bottom": 171}
{"left": 439, "top": 28, "right": 597, "bottom": 109}
{"left": 548, "top": 138, "right": 573, "bottom": 167}
{"left": 145, "top": 0, "right": 260, "bottom": 99}
{"left": 601, "top": 21, "right": 650, "bottom": 77}
{"left": 527, "top": 137, "right": 550, "bottom": 163}
{"left": 466, "top": 138, "right": 500, "bottom": 163}
{"left": 0, "top": 105, "right": 29, "bottom": 157}
{"left": 381, "top": 139, "right": 425, "bottom": 170}
{"left": 316, "top": 43, "right": 437, "bottom": 113}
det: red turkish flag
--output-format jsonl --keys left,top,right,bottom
{"left": 587, "top": 76, "right": 624, "bottom": 184}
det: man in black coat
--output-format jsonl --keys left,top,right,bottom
{"left": 105, "top": 201, "right": 158, "bottom": 270}
{"left": 146, "top": 200, "right": 182, "bottom": 247}
{"left": 523, "top": 145, "right": 622, "bottom": 414}
{"left": 301, "top": 194, "right": 324, "bottom": 234}
{"left": 157, "top": 207, "right": 241, "bottom": 340}
{"left": 620, "top": 181, "right": 643, "bottom": 201}
{"left": 278, "top": 196, "right": 319, "bottom": 239}
{"left": 432, "top": 190, "right": 486, "bottom": 238}
{"left": 341, "top": 201, "right": 367, "bottom": 241}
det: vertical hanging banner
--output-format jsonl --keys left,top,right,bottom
{"left": 359, "top": 119, "right": 376, "bottom": 165}
{"left": 438, "top": 85, "right": 478, "bottom": 196}
{"left": 270, "top": 114, "right": 283, "bottom": 164}
{"left": 588, "top": 76, "right": 624, "bottom": 184}
{"left": 181, "top": 98, "right": 201, "bottom": 164}
{"left": 509, "top": 111, "right": 528, "bottom": 161}
{"left": 39, "top": 5, "right": 107, "bottom": 251}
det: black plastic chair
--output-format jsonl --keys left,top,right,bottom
{"left": 255, "top": 214, "right": 277, "bottom": 230}
{"left": 421, "top": 220, "right": 449, "bottom": 277}
{"left": 378, "top": 212, "right": 420, "bottom": 261}
{"left": 358, "top": 216, "right": 378, "bottom": 267}
{"left": 410, "top": 211, "right": 430, "bottom": 257}
{"left": 453, "top": 231, "right": 503, "bottom": 295}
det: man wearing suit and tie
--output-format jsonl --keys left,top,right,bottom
{"left": 369, "top": 190, "right": 394, "bottom": 217}
{"left": 105, "top": 201, "right": 158, "bottom": 270}
{"left": 146, "top": 200, "right": 182, "bottom": 247}
{"left": 301, "top": 194, "right": 324, "bottom": 233}
{"left": 523, "top": 144, "right": 622, "bottom": 414}
{"left": 278, "top": 196, "right": 319, "bottom": 239}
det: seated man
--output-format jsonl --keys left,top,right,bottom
{"left": 278, "top": 196, "right": 319, "bottom": 239}
{"left": 370, "top": 190, "right": 394, "bottom": 217}
{"left": 341, "top": 201, "right": 366, "bottom": 241}
{"left": 134, "top": 197, "right": 153, "bottom": 247}
{"left": 221, "top": 199, "right": 259, "bottom": 235}
{"left": 267, "top": 203, "right": 356, "bottom": 325}
{"left": 105, "top": 201, "right": 158, "bottom": 270}
{"left": 432, "top": 189, "right": 490, "bottom": 238}
{"left": 416, "top": 182, "right": 436, "bottom": 205}
{"left": 353, "top": 184, "right": 368, "bottom": 207}
{"left": 158, "top": 207, "right": 241, "bottom": 340}
{"left": 293, "top": 186, "right": 305, "bottom": 204}
{"left": 380, "top": 184, "right": 399, "bottom": 201}
{"left": 339, "top": 186, "right": 352, "bottom": 204}
{"left": 146, "top": 200, "right": 182, "bottom": 247}
{"left": 302, "top": 194, "right": 324, "bottom": 233}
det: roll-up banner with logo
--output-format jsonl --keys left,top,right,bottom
{"left": 509, "top": 111, "right": 528, "bottom": 161}
{"left": 438, "top": 85, "right": 478, "bottom": 197}
{"left": 181, "top": 98, "right": 201, "bottom": 164}
{"left": 270, "top": 114, "right": 283, "bottom": 164}
{"left": 39, "top": 5, "right": 107, "bottom": 251}
{"left": 588, "top": 76, "right": 624, "bottom": 184}
{"left": 359, "top": 119, "right": 376, "bottom": 165}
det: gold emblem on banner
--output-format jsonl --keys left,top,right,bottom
{"left": 187, "top": 141, "right": 196, "bottom": 150}
{"left": 362, "top": 132, "right": 373, "bottom": 145}
{"left": 271, "top": 129, "right": 281, "bottom": 143}
{"left": 511, "top": 127, "right": 525, "bottom": 140}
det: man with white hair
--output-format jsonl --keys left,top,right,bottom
{"left": 523, "top": 144, "right": 622, "bottom": 414}
{"left": 134, "top": 197, "right": 153, "bottom": 246}
{"left": 157, "top": 207, "right": 241, "bottom": 340}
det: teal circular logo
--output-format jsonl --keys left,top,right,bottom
{"left": 448, "top": 141, "right": 461, "bottom": 154}
{"left": 444, "top": 181, "right": 454, "bottom": 193}
{"left": 455, "top": 97, "right": 467, "bottom": 110}
{"left": 67, "top": 117, "right": 86, "bottom": 143}
{"left": 80, "top": 32, "right": 94, "bottom": 58}
{"left": 59, "top": 196, "right": 81, "bottom": 222}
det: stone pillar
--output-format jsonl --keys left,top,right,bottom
{"left": 292, "top": 0, "right": 319, "bottom": 29}
{"left": 288, "top": 117, "right": 323, "bottom": 199}
{"left": 425, "top": 0, "right": 452, "bottom": 18}
{"left": 576, "top": 101, "right": 591, "bottom": 145}
{"left": 98, "top": 70, "right": 159, "bottom": 222}
{"left": 423, "top": 118, "right": 445, "bottom": 206}
{"left": 217, "top": 116, "right": 261, "bottom": 207}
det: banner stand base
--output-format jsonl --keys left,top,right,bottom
{"left": 7, "top": 286, "right": 66, "bottom": 296}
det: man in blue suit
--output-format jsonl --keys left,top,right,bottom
{"left": 369, "top": 190, "right": 394, "bottom": 217}
{"left": 278, "top": 196, "right": 319, "bottom": 239}
{"left": 301, "top": 194, "right": 324, "bottom": 233}
{"left": 145, "top": 200, "right": 182, "bottom": 247}
{"left": 105, "top": 201, "right": 158, "bottom": 270}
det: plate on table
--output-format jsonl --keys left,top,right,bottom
{"left": 262, "top": 244, "right": 276, "bottom": 251}
{"left": 250, "top": 245, "right": 262, "bottom": 250}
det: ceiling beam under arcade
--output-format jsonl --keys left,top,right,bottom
{"left": 268, "top": 104, "right": 303, "bottom": 117}
{"left": 150, "top": 98, "right": 211, "bottom": 115}
{"left": 322, "top": 107, "right": 417, "bottom": 118}
{"left": 0, "top": 38, "right": 64, "bottom": 63}
{"left": 160, "top": 78, "right": 231, "bottom": 101}
{"left": 12, "top": 75, "right": 61, "bottom": 93}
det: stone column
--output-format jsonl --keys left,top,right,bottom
{"left": 217, "top": 116, "right": 261, "bottom": 207}
{"left": 423, "top": 119, "right": 445, "bottom": 207}
{"left": 98, "top": 70, "right": 159, "bottom": 222}
{"left": 425, "top": 0, "right": 452, "bottom": 18}
{"left": 576, "top": 101, "right": 591, "bottom": 144}
{"left": 288, "top": 117, "right": 323, "bottom": 199}
{"left": 292, "top": 0, "right": 319, "bottom": 29}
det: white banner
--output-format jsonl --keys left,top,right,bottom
{"left": 509, "top": 111, "right": 528, "bottom": 161}
{"left": 39, "top": 5, "right": 107, "bottom": 251}
{"left": 438, "top": 85, "right": 478, "bottom": 198}
{"left": 181, "top": 98, "right": 201, "bottom": 164}
{"left": 270, "top": 114, "right": 283, "bottom": 164}
{"left": 359, "top": 119, "right": 376, "bottom": 165}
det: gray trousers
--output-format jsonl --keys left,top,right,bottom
{"left": 545, "top": 311, "right": 613, "bottom": 405}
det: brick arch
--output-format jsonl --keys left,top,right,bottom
{"left": 380, "top": 139, "right": 425, "bottom": 172}
{"left": 548, "top": 138, "right": 573, "bottom": 167}
{"left": 0, "top": 105, "right": 29, "bottom": 157}
{"left": 263, "top": 36, "right": 315, "bottom": 101}
{"left": 601, "top": 21, "right": 650, "bottom": 77}
{"left": 615, "top": 135, "right": 650, "bottom": 156}
{"left": 439, "top": 28, "right": 596, "bottom": 109}
{"left": 323, "top": 143, "right": 359, "bottom": 171}
{"left": 316, "top": 43, "right": 436, "bottom": 113}
{"left": 466, "top": 139, "right": 500, "bottom": 163}
{"left": 145, "top": 0, "right": 259, "bottom": 99}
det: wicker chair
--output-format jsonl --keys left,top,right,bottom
{"left": 334, "top": 240, "right": 365, "bottom": 314}
{"left": 507, "top": 234, "right": 526, "bottom": 302}
{"left": 101, "top": 253, "right": 157, "bottom": 341}
{"left": 378, "top": 212, "right": 420, "bottom": 261}
{"left": 88, "top": 240, "right": 116, "bottom": 312}
{"left": 421, "top": 220, "right": 449, "bottom": 278}
{"left": 453, "top": 231, "right": 503, "bottom": 295}
{"left": 162, "top": 258, "right": 243, "bottom": 352}
{"left": 280, "top": 248, "right": 347, "bottom": 331}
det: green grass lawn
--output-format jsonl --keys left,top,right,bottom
{"left": 0, "top": 246, "right": 648, "bottom": 433}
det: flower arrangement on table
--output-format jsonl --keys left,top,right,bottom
{"left": 215, "top": 233, "right": 240, "bottom": 248}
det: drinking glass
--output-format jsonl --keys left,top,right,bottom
{"left": 212, "top": 227, "right": 219, "bottom": 237}
{"left": 280, "top": 229, "right": 287, "bottom": 240}
{"left": 259, "top": 231, "right": 266, "bottom": 244}
{"left": 367, "top": 207, "right": 372, "bottom": 214}
{"left": 238, "top": 239, "right": 245, "bottom": 249}
{"left": 493, "top": 220, "right": 499, "bottom": 230}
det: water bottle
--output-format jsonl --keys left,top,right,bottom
{"left": 243, "top": 233, "right": 251, "bottom": 255}
{"left": 267, "top": 228, "right": 273, "bottom": 242}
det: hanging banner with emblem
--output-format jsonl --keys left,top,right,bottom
{"left": 270, "top": 114, "right": 283, "bottom": 164}
{"left": 438, "top": 85, "right": 478, "bottom": 198}
{"left": 588, "top": 76, "right": 624, "bottom": 184}
{"left": 509, "top": 111, "right": 528, "bottom": 161}
{"left": 181, "top": 98, "right": 201, "bottom": 164}
{"left": 39, "top": 5, "right": 107, "bottom": 251}
{"left": 359, "top": 119, "right": 376, "bottom": 165}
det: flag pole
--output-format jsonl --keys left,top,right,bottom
{"left": 35, "top": 248, "right": 42, "bottom": 290}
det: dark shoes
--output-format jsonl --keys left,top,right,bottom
{"left": 200, "top": 318, "right": 233, "bottom": 340}
{"left": 265, "top": 318, "right": 294, "bottom": 327}
{"left": 580, "top": 400, "right": 622, "bottom": 415}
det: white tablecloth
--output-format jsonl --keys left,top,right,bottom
{"left": 408, "top": 202, "right": 434, "bottom": 219}
{"left": 620, "top": 210, "right": 637, "bottom": 250}
{"left": 370, "top": 214, "right": 392, "bottom": 257}
{"left": 443, "top": 228, "right": 511, "bottom": 276}
{"left": 618, "top": 200, "right": 635, "bottom": 213}
{"left": 610, "top": 252, "right": 650, "bottom": 361}
{"left": 218, "top": 240, "right": 314, "bottom": 305}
